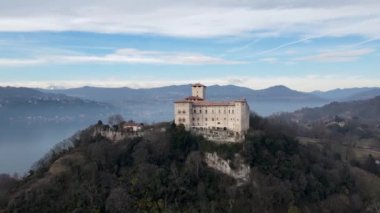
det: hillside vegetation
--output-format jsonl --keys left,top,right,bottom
{"left": 1, "top": 116, "right": 380, "bottom": 212}
{"left": 287, "top": 96, "right": 380, "bottom": 126}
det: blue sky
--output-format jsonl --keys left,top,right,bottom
{"left": 0, "top": 0, "right": 379, "bottom": 91}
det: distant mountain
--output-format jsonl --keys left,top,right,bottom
{"left": 252, "top": 85, "right": 324, "bottom": 101}
{"left": 0, "top": 87, "right": 114, "bottom": 124}
{"left": 43, "top": 84, "right": 325, "bottom": 104}
{"left": 311, "top": 87, "right": 380, "bottom": 101}
{"left": 344, "top": 88, "right": 380, "bottom": 101}
{"left": 40, "top": 84, "right": 328, "bottom": 119}
{"left": 38, "top": 84, "right": 380, "bottom": 119}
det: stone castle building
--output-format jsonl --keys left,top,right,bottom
{"left": 174, "top": 83, "right": 250, "bottom": 137}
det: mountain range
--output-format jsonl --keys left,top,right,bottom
{"left": 42, "top": 84, "right": 380, "bottom": 103}
{"left": 38, "top": 84, "right": 379, "bottom": 119}
{"left": 0, "top": 84, "right": 377, "bottom": 124}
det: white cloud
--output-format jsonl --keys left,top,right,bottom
{"left": 0, "top": 1, "right": 380, "bottom": 38}
{"left": 0, "top": 48, "right": 240, "bottom": 66}
{"left": 0, "top": 58, "right": 46, "bottom": 66}
{"left": 1, "top": 75, "right": 379, "bottom": 92}
{"left": 295, "top": 48, "right": 374, "bottom": 62}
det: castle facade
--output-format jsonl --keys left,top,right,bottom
{"left": 174, "top": 83, "right": 250, "bottom": 135}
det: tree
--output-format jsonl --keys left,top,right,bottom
{"left": 364, "top": 154, "right": 379, "bottom": 175}
{"left": 108, "top": 114, "right": 124, "bottom": 126}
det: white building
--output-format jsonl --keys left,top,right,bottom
{"left": 174, "top": 83, "right": 250, "bottom": 136}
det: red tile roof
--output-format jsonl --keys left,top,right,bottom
{"left": 193, "top": 101, "right": 235, "bottom": 106}
{"left": 174, "top": 99, "right": 247, "bottom": 106}
{"left": 174, "top": 96, "right": 204, "bottom": 103}
{"left": 185, "top": 96, "right": 204, "bottom": 101}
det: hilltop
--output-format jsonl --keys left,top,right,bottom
{"left": 1, "top": 117, "right": 380, "bottom": 212}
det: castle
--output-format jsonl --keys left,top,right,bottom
{"left": 174, "top": 83, "right": 250, "bottom": 138}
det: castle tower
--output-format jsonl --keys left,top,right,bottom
{"left": 192, "top": 83, "right": 206, "bottom": 99}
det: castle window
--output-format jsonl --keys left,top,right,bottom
{"left": 205, "top": 118, "right": 208, "bottom": 121}
{"left": 212, "top": 118, "right": 214, "bottom": 121}
{"left": 178, "top": 110, "right": 181, "bottom": 114}
{"left": 194, "top": 110, "right": 196, "bottom": 113}
{"left": 183, "top": 110, "right": 186, "bottom": 114}
{"left": 193, "top": 118, "right": 195, "bottom": 121}
{"left": 183, "top": 118, "right": 186, "bottom": 122}
{"left": 199, "top": 110, "right": 202, "bottom": 113}
{"left": 197, "top": 118, "right": 200, "bottom": 121}
{"left": 232, "top": 110, "right": 234, "bottom": 114}
{"left": 205, "top": 110, "right": 207, "bottom": 114}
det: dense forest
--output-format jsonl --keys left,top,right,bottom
{"left": 1, "top": 114, "right": 380, "bottom": 212}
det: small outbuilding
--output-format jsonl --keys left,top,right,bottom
{"left": 121, "top": 121, "right": 143, "bottom": 132}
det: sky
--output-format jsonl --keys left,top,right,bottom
{"left": 0, "top": 0, "right": 379, "bottom": 91}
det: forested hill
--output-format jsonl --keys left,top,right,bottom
{"left": 287, "top": 95, "right": 380, "bottom": 126}
{"left": 1, "top": 118, "right": 380, "bottom": 212}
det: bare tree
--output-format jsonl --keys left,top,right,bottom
{"left": 108, "top": 114, "right": 124, "bottom": 126}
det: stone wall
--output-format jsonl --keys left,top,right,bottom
{"left": 93, "top": 127, "right": 143, "bottom": 142}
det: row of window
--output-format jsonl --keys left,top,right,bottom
{"left": 193, "top": 109, "right": 234, "bottom": 114}
{"left": 192, "top": 117, "right": 238, "bottom": 122}
{"left": 178, "top": 118, "right": 186, "bottom": 123}
{"left": 178, "top": 109, "right": 235, "bottom": 114}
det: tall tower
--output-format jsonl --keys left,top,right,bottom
{"left": 192, "top": 83, "right": 206, "bottom": 99}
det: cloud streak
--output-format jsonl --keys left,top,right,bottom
{"left": 0, "top": 1, "right": 380, "bottom": 38}
{"left": 1, "top": 75, "right": 379, "bottom": 92}
{"left": 295, "top": 48, "right": 374, "bottom": 62}
{"left": 0, "top": 48, "right": 241, "bottom": 66}
{"left": 0, "top": 58, "right": 46, "bottom": 66}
